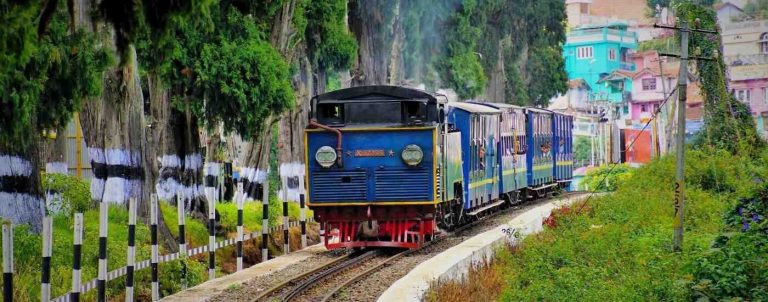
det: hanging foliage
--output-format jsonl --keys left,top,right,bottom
{"left": 0, "top": 1, "right": 111, "bottom": 153}
{"left": 305, "top": 0, "right": 357, "bottom": 72}
{"left": 674, "top": 2, "right": 765, "bottom": 155}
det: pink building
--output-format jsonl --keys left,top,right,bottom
{"left": 629, "top": 51, "right": 704, "bottom": 124}
{"left": 629, "top": 51, "right": 676, "bottom": 123}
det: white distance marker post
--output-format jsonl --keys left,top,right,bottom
{"left": 71, "top": 214, "right": 83, "bottom": 302}
{"left": 150, "top": 194, "right": 160, "bottom": 301}
{"left": 261, "top": 179, "right": 269, "bottom": 262}
{"left": 125, "top": 198, "right": 137, "bottom": 302}
{"left": 206, "top": 188, "right": 216, "bottom": 280}
{"left": 97, "top": 199, "right": 109, "bottom": 302}
{"left": 298, "top": 173, "right": 307, "bottom": 249}
{"left": 41, "top": 201, "right": 53, "bottom": 302}
{"left": 3, "top": 222, "right": 13, "bottom": 302}
{"left": 282, "top": 179, "right": 289, "bottom": 254}
{"left": 176, "top": 195, "right": 188, "bottom": 290}
{"left": 235, "top": 183, "right": 244, "bottom": 272}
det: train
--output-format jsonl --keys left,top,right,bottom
{"left": 304, "top": 85, "right": 573, "bottom": 249}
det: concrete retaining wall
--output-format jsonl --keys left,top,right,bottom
{"left": 378, "top": 194, "right": 587, "bottom": 302}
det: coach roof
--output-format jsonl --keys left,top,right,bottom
{"left": 313, "top": 85, "right": 443, "bottom": 104}
{"left": 447, "top": 102, "right": 501, "bottom": 114}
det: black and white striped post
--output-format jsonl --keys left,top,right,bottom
{"left": 97, "top": 198, "right": 108, "bottom": 302}
{"left": 281, "top": 179, "right": 289, "bottom": 254}
{"left": 236, "top": 183, "right": 244, "bottom": 271}
{"left": 125, "top": 198, "right": 137, "bottom": 301}
{"left": 298, "top": 171, "right": 307, "bottom": 249}
{"left": 261, "top": 179, "right": 269, "bottom": 262}
{"left": 299, "top": 194, "right": 307, "bottom": 249}
{"left": 71, "top": 213, "right": 83, "bottom": 302}
{"left": 176, "top": 195, "right": 188, "bottom": 290}
{"left": 3, "top": 222, "right": 13, "bottom": 302}
{"left": 41, "top": 198, "right": 53, "bottom": 302}
{"left": 206, "top": 188, "right": 216, "bottom": 280}
{"left": 150, "top": 194, "right": 160, "bottom": 301}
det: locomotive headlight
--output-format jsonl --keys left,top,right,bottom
{"left": 315, "top": 146, "right": 337, "bottom": 168}
{"left": 401, "top": 144, "right": 424, "bottom": 166}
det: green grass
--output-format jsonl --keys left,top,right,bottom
{"left": 428, "top": 148, "right": 767, "bottom": 301}
{"left": 4, "top": 173, "right": 313, "bottom": 302}
{"left": 494, "top": 148, "right": 764, "bottom": 301}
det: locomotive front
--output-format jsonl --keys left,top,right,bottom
{"left": 305, "top": 86, "right": 443, "bottom": 249}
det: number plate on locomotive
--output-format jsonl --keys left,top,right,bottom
{"left": 354, "top": 149, "right": 386, "bottom": 157}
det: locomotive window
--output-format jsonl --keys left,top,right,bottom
{"left": 317, "top": 103, "right": 345, "bottom": 125}
{"left": 403, "top": 101, "right": 427, "bottom": 123}
{"left": 346, "top": 102, "right": 401, "bottom": 124}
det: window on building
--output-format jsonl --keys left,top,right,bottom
{"left": 735, "top": 89, "right": 752, "bottom": 103}
{"left": 641, "top": 104, "right": 648, "bottom": 112}
{"left": 642, "top": 78, "right": 657, "bottom": 91}
{"left": 577, "top": 46, "right": 593, "bottom": 59}
{"left": 764, "top": 87, "right": 768, "bottom": 105}
{"left": 761, "top": 33, "right": 768, "bottom": 54}
{"left": 608, "top": 48, "right": 616, "bottom": 61}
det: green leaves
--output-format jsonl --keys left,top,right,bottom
{"left": 0, "top": 1, "right": 111, "bottom": 152}
{"left": 305, "top": 0, "right": 357, "bottom": 72}
{"left": 193, "top": 7, "right": 294, "bottom": 139}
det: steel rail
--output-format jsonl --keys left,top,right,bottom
{"left": 252, "top": 191, "right": 586, "bottom": 302}
{"left": 281, "top": 250, "right": 382, "bottom": 302}
{"left": 249, "top": 252, "right": 355, "bottom": 302}
{"left": 319, "top": 191, "right": 587, "bottom": 301}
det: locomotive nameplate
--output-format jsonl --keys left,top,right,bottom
{"left": 354, "top": 149, "right": 386, "bottom": 157}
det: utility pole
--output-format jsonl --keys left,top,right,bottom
{"left": 654, "top": 20, "right": 716, "bottom": 252}
{"left": 673, "top": 23, "right": 689, "bottom": 252}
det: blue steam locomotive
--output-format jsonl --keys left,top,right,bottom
{"left": 305, "top": 86, "right": 572, "bottom": 249}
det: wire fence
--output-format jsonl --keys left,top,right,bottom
{"left": 2, "top": 184, "right": 313, "bottom": 302}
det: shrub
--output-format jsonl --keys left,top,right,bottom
{"left": 41, "top": 173, "right": 91, "bottom": 214}
{"left": 690, "top": 184, "right": 768, "bottom": 301}
{"left": 579, "top": 163, "right": 633, "bottom": 192}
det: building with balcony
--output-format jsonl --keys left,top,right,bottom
{"left": 563, "top": 22, "right": 639, "bottom": 108}
{"left": 722, "top": 19, "right": 768, "bottom": 138}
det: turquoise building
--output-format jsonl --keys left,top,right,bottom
{"left": 563, "top": 22, "right": 639, "bottom": 108}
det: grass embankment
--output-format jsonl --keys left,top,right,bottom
{"left": 3, "top": 176, "right": 313, "bottom": 302}
{"left": 427, "top": 148, "right": 768, "bottom": 301}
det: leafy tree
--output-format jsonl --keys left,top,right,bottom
{"left": 305, "top": 0, "right": 357, "bottom": 73}
{"left": 440, "top": 0, "right": 488, "bottom": 99}
{"left": 574, "top": 136, "right": 593, "bottom": 167}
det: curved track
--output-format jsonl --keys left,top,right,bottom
{"left": 250, "top": 191, "right": 584, "bottom": 302}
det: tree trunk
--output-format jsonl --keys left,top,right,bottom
{"left": 75, "top": 0, "right": 176, "bottom": 248}
{"left": 349, "top": 0, "right": 397, "bottom": 86}
{"left": 278, "top": 54, "right": 313, "bottom": 201}
{"left": 483, "top": 40, "right": 507, "bottom": 104}
{"left": 40, "top": 129, "right": 68, "bottom": 175}
{"left": 0, "top": 141, "right": 44, "bottom": 232}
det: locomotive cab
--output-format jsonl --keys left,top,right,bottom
{"left": 305, "top": 86, "right": 445, "bottom": 249}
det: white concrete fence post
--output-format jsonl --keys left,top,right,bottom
{"left": 71, "top": 213, "right": 83, "bottom": 302}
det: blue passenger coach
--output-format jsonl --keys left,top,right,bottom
{"left": 446, "top": 102, "right": 501, "bottom": 214}
{"left": 552, "top": 112, "right": 574, "bottom": 189}
{"left": 526, "top": 108, "right": 554, "bottom": 196}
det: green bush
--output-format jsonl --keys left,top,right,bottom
{"left": 496, "top": 148, "right": 761, "bottom": 301}
{"left": 41, "top": 173, "right": 91, "bottom": 214}
{"left": 689, "top": 182, "right": 768, "bottom": 301}
{"left": 579, "top": 163, "right": 633, "bottom": 192}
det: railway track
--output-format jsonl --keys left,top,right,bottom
{"left": 249, "top": 191, "right": 585, "bottom": 302}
